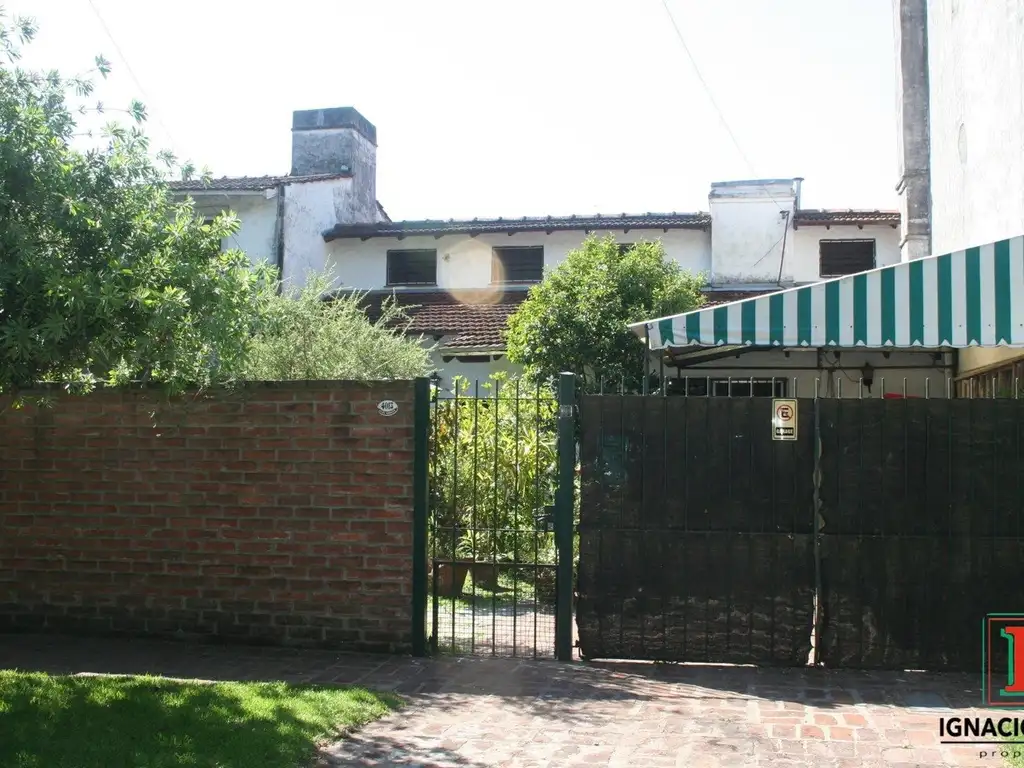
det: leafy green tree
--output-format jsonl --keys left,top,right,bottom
{"left": 0, "top": 12, "right": 270, "bottom": 396}
{"left": 240, "top": 271, "right": 433, "bottom": 381}
{"left": 505, "top": 236, "right": 706, "bottom": 393}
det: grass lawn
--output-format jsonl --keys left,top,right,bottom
{"left": 0, "top": 670, "right": 401, "bottom": 768}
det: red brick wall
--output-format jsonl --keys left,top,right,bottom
{"left": 0, "top": 381, "right": 416, "bottom": 653}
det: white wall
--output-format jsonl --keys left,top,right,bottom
{"left": 281, "top": 178, "right": 356, "bottom": 284}
{"left": 191, "top": 194, "right": 277, "bottom": 268}
{"left": 430, "top": 353, "right": 523, "bottom": 394}
{"left": 324, "top": 228, "right": 712, "bottom": 291}
{"left": 928, "top": 0, "right": 1024, "bottom": 254}
{"left": 673, "top": 348, "right": 953, "bottom": 398}
{"left": 710, "top": 197, "right": 794, "bottom": 284}
{"left": 789, "top": 225, "right": 902, "bottom": 283}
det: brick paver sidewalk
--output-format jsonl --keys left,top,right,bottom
{"left": 0, "top": 634, "right": 1004, "bottom": 767}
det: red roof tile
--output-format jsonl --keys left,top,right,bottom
{"left": 793, "top": 209, "right": 900, "bottom": 227}
{"left": 359, "top": 289, "right": 529, "bottom": 350}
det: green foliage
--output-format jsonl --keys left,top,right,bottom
{"left": 430, "top": 374, "right": 557, "bottom": 564}
{"left": 0, "top": 670, "right": 400, "bottom": 768}
{"left": 0, "top": 12, "right": 268, "bottom": 396}
{"left": 505, "top": 235, "right": 706, "bottom": 393}
{"left": 239, "top": 271, "right": 433, "bottom": 381}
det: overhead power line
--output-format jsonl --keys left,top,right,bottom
{"left": 86, "top": 0, "right": 244, "bottom": 251}
{"left": 658, "top": 0, "right": 788, "bottom": 214}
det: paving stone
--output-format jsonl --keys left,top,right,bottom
{"left": 0, "top": 633, "right": 988, "bottom": 767}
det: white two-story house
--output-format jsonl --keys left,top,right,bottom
{"left": 172, "top": 106, "right": 945, "bottom": 395}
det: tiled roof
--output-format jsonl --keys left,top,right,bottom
{"left": 793, "top": 209, "right": 900, "bottom": 227}
{"left": 359, "top": 288, "right": 530, "bottom": 351}
{"left": 167, "top": 172, "right": 352, "bottom": 192}
{"left": 323, "top": 212, "right": 712, "bottom": 241}
{"left": 354, "top": 287, "right": 780, "bottom": 352}
{"left": 701, "top": 289, "right": 780, "bottom": 307}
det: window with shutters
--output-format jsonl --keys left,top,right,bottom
{"left": 819, "top": 239, "right": 876, "bottom": 277}
{"left": 386, "top": 249, "right": 437, "bottom": 286}
{"left": 491, "top": 246, "right": 544, "bottom": 284}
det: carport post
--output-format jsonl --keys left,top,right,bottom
{"left": 555, "top": 372, "right": 576, "bottom": 661}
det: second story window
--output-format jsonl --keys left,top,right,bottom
{"left": 819, "top": 239, "right": 876, "bottom": 277}
{"left": 492, "top": 246, "right": 544, "bottom": 284}
{"left": 387, "top": 249, "right": 437, "bottom": 286}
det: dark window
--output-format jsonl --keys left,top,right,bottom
{"left": 387, "top": 249, "right": 437, "bottom": 285}
{"left": 819, "top": 240, "right": 876, "bottom": 277}
{"left": 665, "top": 377, "right": 786, "bottom": 397}
{"left": 617, "top": 243, "right": 636, "bottom": 255}
{"left": 492, "top": 246, "right": 544, "bottom": 283}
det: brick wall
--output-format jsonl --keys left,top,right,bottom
{"left": 0, "top": 381, "right": 417, "bottom": 653}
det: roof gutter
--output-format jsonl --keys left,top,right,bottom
{"left": 273, "top": 183, "right": 286, "bottom": 288}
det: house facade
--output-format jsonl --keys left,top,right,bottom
{"left": 171, "top": 106, "right": 904, "bottom": 391}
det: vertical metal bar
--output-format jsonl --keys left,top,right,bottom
{"left": 857, "top": 375, "right": 865, "bottom": 665}
{"left": 660, "top": 350, "right": 666, "bottom": 397}
{"left": 555, "top": 372, "right": 576, "bottom": 661}
{"left": 451, "top": 381, "right": 459, "bottom": 653}
{"left": 725, "top": 376, "right": 733, "bottom": 658}
{"left": 811, "top": 393, "right": 823, "bottom": 665}
{"left": 619, "top": 378, "right": 626, "bottom": 653}
{"left": 643, "top": 326, "right": 651, "bottom": 396}
{"left": 492, "top": 378, "right": 500, "bottom": 655}
{"left": 430, "top": 380, "right": 440, "bottom": 653}
{"left": 512, "top": 379, "right": 521, "bottom": 655}
{"left": 639, "top": 384, "right": 648, "bottom": 657}
{"left": 470, "top": 380, "right": 480, "bottom": 654}
{"left": 682, "top": 378, "right": 689, "bottom": 656}
{"left": 662, "top": 394, "right": 669, "bottom": 656}
{"left": 411, "top": 377, "right": 431, "bottom": 657}
{"left": 533, "top": 380, "right": 541, "bottom": 659}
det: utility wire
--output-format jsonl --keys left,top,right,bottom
{"left": 659, "top": 0, "right": 789, "bottom": 213}
{"left": 659, "top": 0, "right": 793, "bottom": 281}
{"left": 85, "top": 0, "right": 244, "bottom": 251}
{"left": 86, "top": 0, "right": 174, "bottom": 143}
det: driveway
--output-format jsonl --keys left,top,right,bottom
{"left": 0, "top": 635, "right": 999, "bottom": 767}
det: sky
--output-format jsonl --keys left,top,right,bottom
{"left": 14, "top": 0, "right": 900, "bottom": 220}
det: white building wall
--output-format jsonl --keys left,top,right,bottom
{"left": 927, "top": 0, "right": 1024, "bottom": 377}
{"left": 190, "top": 193, "right": 278, "bottom": 269}
{"left": 324, "top": 228, "right": 712, "bottom": 291}
{"left": 430, "top": 353, "right": 524, "bottom": 394}
{"left": 789, "top": 225, "right": 902, "bottom": 283}
{"left": 928, "top": 0, "right": 1024, "bottom": 254}
{"left": 282, "top": 178, "right": 358, "bottom": 285}
{"left": 708, "top": 180, "right": 798, "bottom": 285}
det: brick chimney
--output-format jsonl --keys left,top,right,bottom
{"left": 291, "top": 106, "right": 377, "bottom": 223}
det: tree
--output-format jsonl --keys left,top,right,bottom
{"left": 505, "top": 236, "right": 706, "bottom": 393}
{"left": 239, "top": 271, "right": 433, "bottom": 381}
{"left": 0, "top": 12, "right": 271, "bottom": 396}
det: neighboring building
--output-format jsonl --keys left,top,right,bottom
{"left": 893, "top": 0, "right": 1024, "bottom": 394}
{"left": 171, "top": 107, "right": 902, "bottom": 389}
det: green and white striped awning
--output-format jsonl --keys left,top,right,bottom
{"left": 633, "top": 235, "right": 1024, "bottom": 350}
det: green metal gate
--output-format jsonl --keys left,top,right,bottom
{"left": 411, "top": 374, "right": 575, "bottom": 659}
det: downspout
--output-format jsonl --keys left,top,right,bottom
{"left": 274, "top": 183, "right": 286, "bottom": 293}
{"left": 776, "top": 209, "right": 792, "bottom": 286}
